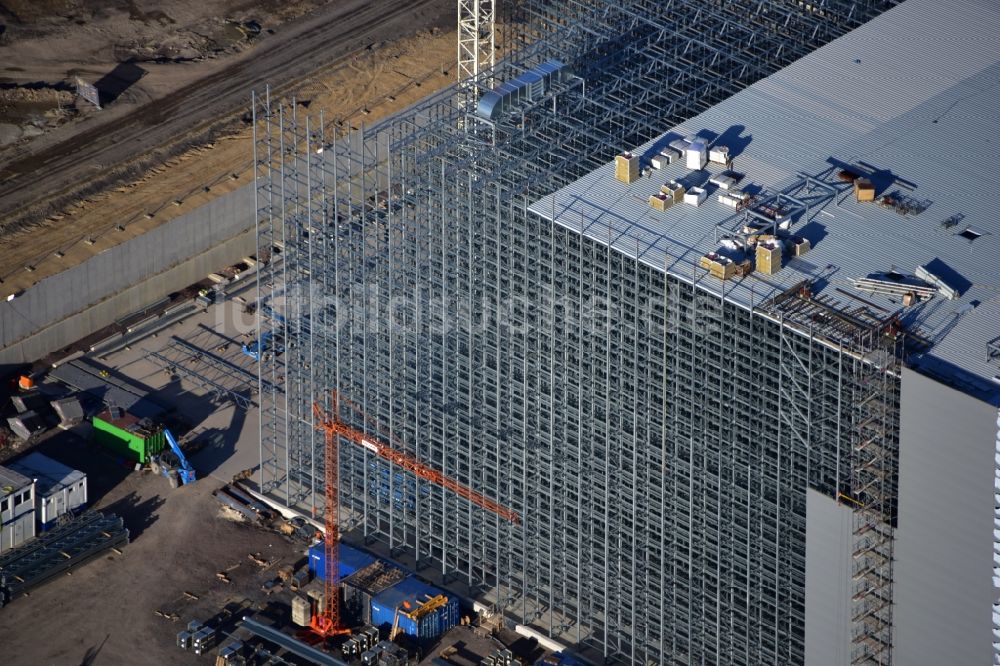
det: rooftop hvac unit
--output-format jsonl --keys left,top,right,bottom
{"left": 683, "top": 186, "right": 707, "bottom": 206}
{"left": 686, "top": 141, "right": 708, "bottom": 170}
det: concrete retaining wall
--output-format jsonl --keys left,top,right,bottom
{"left": 0, "top": 185, "right": 253, "bottom": 367}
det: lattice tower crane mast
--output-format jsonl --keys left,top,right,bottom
{"left": 310, "top": 391, "right": 520, "bottom": 637}
{"left": 457, "top": 0, "right": 495, "bottom": 100}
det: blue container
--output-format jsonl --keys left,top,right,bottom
{"left": 369, "top": 576, "right": 459, "bottom": 640}
{"left": 557, "top": 655, "right": 589, "bottom": 666}
{"left": 308, "top": 542, "right": 377, "bottom": 581}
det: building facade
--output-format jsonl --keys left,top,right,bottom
{"left": 250, "top": 0, "right": 1000, "bottom": 664}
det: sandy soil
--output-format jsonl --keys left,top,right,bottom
{"left": 0, "top": 1, "right": 331, "bottom": 144}
{"left": 0, "top": 26, "right": 457, "bottom": 293}
{"left": 0, "top": 0, "right": 459, "bottom": 296}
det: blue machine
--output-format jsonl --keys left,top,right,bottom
{"left": 162, "top": 429, "right": 196, "bottom": 485}
{"left": 242, "top": 331, "right": 272, "bottom": 361}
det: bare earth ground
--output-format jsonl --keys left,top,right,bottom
{"left": 0, "top": 0, "right": 458, "bottom": 292}
{"left": 0, "top": 428, "right": 305, "bottom": 666}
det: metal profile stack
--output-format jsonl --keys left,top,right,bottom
{"left": 50, "top": 358, "right": 164, "bottom": 418}
{"left": 853, "top": 274, "right": 937, "bottom": 301}
{"left": 0, "top": 510, "right": 128, "bottom": 606}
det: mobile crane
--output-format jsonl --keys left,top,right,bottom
{"left": 309, "top": 390, "right": 520, "bottom": 638}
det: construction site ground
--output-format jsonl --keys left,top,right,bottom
{"left": 0, "top": 427, "right": 306, "bottom": 666}
{"left": 0, "top": 289, "right": 544, "bottom": 665}
{"left": 0, "top": 283, "right": 314, "bottom": 664}
{"left": 0, "top": 0, "right": 458, "bottom": 294}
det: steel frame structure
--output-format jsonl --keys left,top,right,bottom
{"left": 458, "top": 0, "right": 495, "bottom": 100}
{"left": 253, "top": 1, "right": 899, "bottom": 663}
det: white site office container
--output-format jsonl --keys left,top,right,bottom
{"left": 0, "top": 466, "right": 36, "bottom": 553}
{"left": 9, "top": 452, "right": 87, "bottom": 530}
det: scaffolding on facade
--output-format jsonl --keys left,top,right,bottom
{"left": 758, "top": 280, "right": 904, "bottom": 666}
{"left": 252, "top": 1, "right": 900, "bottom": 663}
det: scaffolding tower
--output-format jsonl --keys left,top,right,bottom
{"left": 252, "top": 1, "right": 901, "bottom": 663}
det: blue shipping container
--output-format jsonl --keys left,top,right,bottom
{"left": 308, "top": 542, "right": 377, "bottom": 581}
{"left": 369, "top": 576, "right": 459, "bottom": 640}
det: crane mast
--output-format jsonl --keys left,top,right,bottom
{"left": 457, "top": 0, "right": 495, "bottom": 106}
{"left": 310, "top": 391, "right": 519, "bottom": 637}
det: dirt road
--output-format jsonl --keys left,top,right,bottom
{"left": 0, "top": 0, "right": 453, "bottom": 234}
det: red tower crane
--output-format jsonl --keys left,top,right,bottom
{"left": 309, "top": 391, "right": 520, "bottom": 638}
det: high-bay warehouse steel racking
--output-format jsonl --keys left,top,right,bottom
{"left": 249, "top": 0, "right": 1000, "bottom": 664}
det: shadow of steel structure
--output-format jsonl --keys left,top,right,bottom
{"left": 252, "top": 1, "right": 901, "bottom": 664}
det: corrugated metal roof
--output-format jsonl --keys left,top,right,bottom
{"left": 8, "top": 452, "right": 85, "bottom": 497}
{"left": 0, "top": 465, "right": 33, "bottom": 494}
{"left": 530, "top": 0, "right": 1000, "bottom": 398}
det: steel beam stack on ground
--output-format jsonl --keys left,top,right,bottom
{"left": 0, "top": 510, "right": 128, "bottom": 606}
{"left": 252, "top": 1, "right": 898, "bottom": 663}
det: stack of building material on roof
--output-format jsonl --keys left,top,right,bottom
{"left": 614, "top": 152, "right": 639, "bottom": 184}
{"left": 686, "top": 141, "right": 708, "bottom": 170}
{"left": 683, "top": 186, "right": 707, "bottom": 206}
{"left": 853, "top": 272, "right": 938, "bottom": 301}
{"left": 916, "top": 264, "right": 960, "bottom": 300}
{"left": 755, "top": 239, "right": 783, "bottom": 275}
{"left": 699, "top": 253, "right": 737, "bottom": 280}
{"left": 709, "top": 144, "right": 731, "bottom": 166}
{"left": 648, "top": 193, "right": 672, "bottom": 211}
{"left": 854, "top": 177, "right": 876, "bottom": 201}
